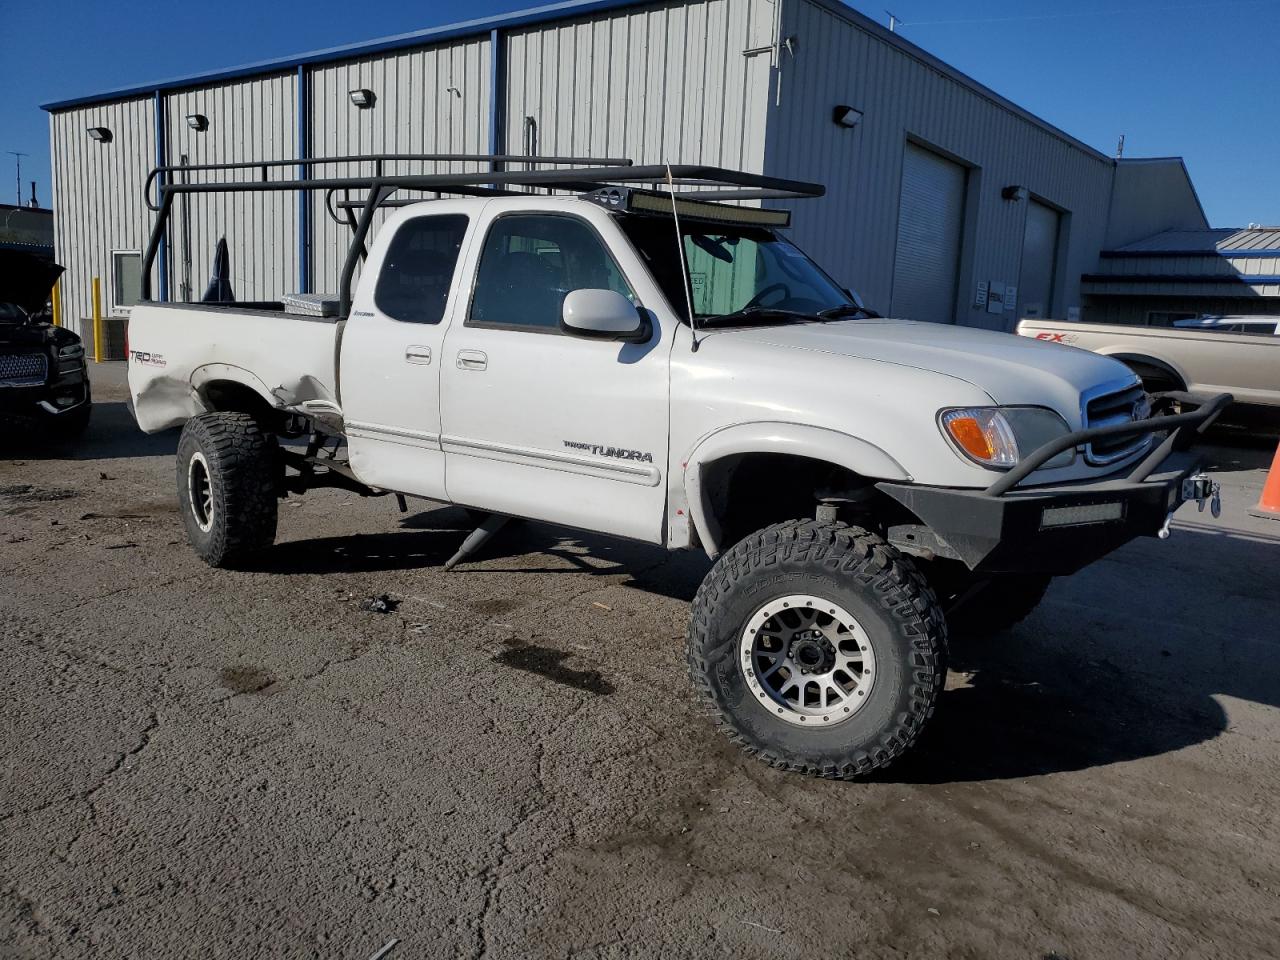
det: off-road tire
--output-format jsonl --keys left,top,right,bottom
{"left": 176, "top": 412, "right": 279, "bottom": 568}
{"left": 943, "top": 573, "right": 1052, "bottom": 640}
{"left": 687, "top": 519, "right": 948, "bottom": 779}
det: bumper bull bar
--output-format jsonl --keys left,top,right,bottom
{"left": 877, "top": 391, "right": 1233, "bottom": 576}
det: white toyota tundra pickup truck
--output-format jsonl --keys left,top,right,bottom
{"left": 127, "top": 156, "right": 1230, "bottom": 778}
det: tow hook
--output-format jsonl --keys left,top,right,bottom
{"left": 1182, "top": 473, "right": 1223, "bottom": 518}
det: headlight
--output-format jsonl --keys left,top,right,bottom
{"left": 57, "top": 343, "right": 84, "bottom": 360}
{"left": 939, "top": 406, "right": 1074, "bottom": 470}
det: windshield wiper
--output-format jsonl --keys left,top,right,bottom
{"left": 696, "top": 306, "right": 816, "bottom": 329}
{"left": 817, "top": 304, "right": 878, "bottom": 320}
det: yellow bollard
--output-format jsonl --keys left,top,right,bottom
{"left": 51, "top": 280, "right": 62, "bottom": 327}
{"left": 91, "top": 276, "right": 103, "bottom": 363}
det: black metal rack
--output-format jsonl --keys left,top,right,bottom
{"left": 138, "top": 152, "right": 825, "bottom": 315}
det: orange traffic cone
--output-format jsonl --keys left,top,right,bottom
{"left": 1250, "top": 441, "right": 1280, "bottom": 521}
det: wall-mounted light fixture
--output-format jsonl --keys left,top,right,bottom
{"left": 832, "top": 105, "right": 863, "bottom": 129}
{"left": 348, "top": 88, "right": 376, "bottom": 109}
{"left": 86, "top": 126, "right": 112, "bottom": 142}
{"left": 185, "top": 114, "right": 209, "bottom": 132}
{"left": 1002, "top": 185, "right": 1029, "bottom": 202}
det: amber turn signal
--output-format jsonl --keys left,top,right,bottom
{"left": 939, "top": 408, "right": 1020, "bottom": 467}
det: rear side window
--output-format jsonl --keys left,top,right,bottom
{"left": 469, "top": 214, "right": 634, "bottom": 331}
{"left": 374, "top": 214, "right": 469, "bottom": 324}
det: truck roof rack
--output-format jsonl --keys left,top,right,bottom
{"left": 139, "top": 152, "right": 826, "bottom": 315}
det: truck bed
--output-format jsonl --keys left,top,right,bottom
{"left": 1016, "top": 317, "right": 1280, "bottom": 409}
{"left": 127, "top": 302, "right": 341, "bottom": 433}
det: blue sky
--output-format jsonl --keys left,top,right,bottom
{"left": 3, "top": 0, "right": 1277, "bottom": 225}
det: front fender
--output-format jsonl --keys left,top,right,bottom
{"left": 682, "top": 422, "right": 911, "bottom": 557}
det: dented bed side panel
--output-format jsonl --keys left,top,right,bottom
{"left": 126, "top": 304, "right": 340, "bottom": 433}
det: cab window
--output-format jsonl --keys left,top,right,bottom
{"left": 469, "top": 215, "right": 634, "bottom": 331}
{"left": 374, "top": 214, "right": 469, "bottom": 324}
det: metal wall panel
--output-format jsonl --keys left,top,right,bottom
{"left": 163, "top": 73, "right": 299, "bottom": 303}
{"left": 307, "top": 37, "right": 492, "bottom": 291}
{"left": 767, "top": 0, "right": 1117, "bottom": 329}
{"left": 504, "top": 0, "right": 775, "bottom": 172}
{"left": 49, "top": 97, "right": 157, "bottom": 338}
{"left": 46, "top": 0, "right": 1134, "bottom": 339}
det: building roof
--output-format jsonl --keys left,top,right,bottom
{"left": 1087, "top": 226, "right": 1280, "bottom": 298}
{"left": 1108, "top": 227, "right": 1280, "bottom": 258}
{"left": 38, "top": 0, "right": 1112, "bottom": 163}
{"left": 38, "top": 0, "right": 698, "bottom": 110}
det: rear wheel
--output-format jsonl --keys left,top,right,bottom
{"left": 687, "top": 520, "right": 947, "bottom": 779}
{"left": 176, "top": 412, "right": 279, "bottom": 567}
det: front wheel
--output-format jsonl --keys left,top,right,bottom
{"left": 687, "top": 520, "right": 948, "bottom": 779}
{"left": 176, "top": 412, "right": 279, "bottom": 568}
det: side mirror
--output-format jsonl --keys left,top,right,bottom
{"left": 560, "top": 289, "right": 650, "bottom": 343}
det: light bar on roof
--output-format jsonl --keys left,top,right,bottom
{"left": 585, "top": 187, "right": 791, "bottom": 228}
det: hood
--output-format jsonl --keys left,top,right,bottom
{"left": 712, "top": 318, "right": 1137, "bottom": 425}
{"left": 0, "top": 251, "right": 64, "bottom": 317}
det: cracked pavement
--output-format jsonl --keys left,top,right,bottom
{"left": 3, "top": 363, "right": 1280, "bottom": 959}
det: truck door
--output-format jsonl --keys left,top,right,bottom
{"left": 440, "top": 207, "right": 672, "bottom": 543}
{"left": 339, "top": 208, "right": 473, "bottom": 499}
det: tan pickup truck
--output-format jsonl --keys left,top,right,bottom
{"left": 1016, "top": 316, "right": 1280, "bottom": 416}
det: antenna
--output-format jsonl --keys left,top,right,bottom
{"left": 665, "top": 163, "right": 700, "bottom": 351}
{"left": 885, "top": 9, "right": 902, "bottom": 32}
{"left": 6, "top": 151, "right": 28, "bottom": 206}
{"left": 1115, "top": 134, "right": 1125, "bottom": 159}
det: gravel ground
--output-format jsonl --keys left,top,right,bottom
{"left": 2, "top": 363, "right": 1279, "bottom": 959}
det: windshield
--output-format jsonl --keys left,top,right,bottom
{"left": 617, "top": 216, "right": 860, "bottom": 325}
{"left": 0, "top": 302, "right": 28, "bottom": 324}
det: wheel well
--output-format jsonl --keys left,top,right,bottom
{"left": 701, "top": 452, "right": 908, "bottom": 550}
{"left": 1112, "top": 354, "right": 1185, "bottom": 392}
{"left": 199, "top": 380, "right": 279, "bottom": 427}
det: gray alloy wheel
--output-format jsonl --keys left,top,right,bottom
{"left": 739, "top": 594, "right": 878, "bottom": 727}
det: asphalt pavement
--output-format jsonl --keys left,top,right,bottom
{"left": 2, "top": 362, "right": 1279, "bottom": 959}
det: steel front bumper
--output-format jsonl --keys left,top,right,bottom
{"left": 877, "top": 391, "right": 1232, "bottom": 576}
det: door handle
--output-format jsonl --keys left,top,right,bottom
{"left": 456, "top": 349, "right": 488, "bottom": 371}
{"left": 405, "top": 345, "right": 432, "bottom": 365}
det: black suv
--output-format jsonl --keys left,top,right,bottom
{"left": 0, "top": 252, "right": 91, "bottom": 438}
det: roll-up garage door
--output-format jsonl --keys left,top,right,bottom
{"left": 1018, "top": 199, "right": 1060, "bottom": 320}
{"left": 891, "top": 143, "right": 967, "bottom": 322}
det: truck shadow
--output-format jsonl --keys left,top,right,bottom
{"left": 885, "top": 523, "right": 1279, "bottom": 784}
{"left": 252, "top": 508, "right": 1278, "bottom": 783}
{"left": 248, "top": 526, "right": 463, "bottom": 573}
{"left": 251, "top": 506, "right": 693, "bottom": 584}
{"left": 885, "top": 648, "right": 1230, "bottom": 784}
{"left": 0, "top": 401, "right": 178, "bottom": 461}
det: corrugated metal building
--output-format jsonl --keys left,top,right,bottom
{"left": 1084, "top": 226, "right": 1280, "bottom": 325}
{"left": 0, "top": 204, "right": 55, "bottom": 261}
{"left": 42, "top": 0, "right": 1209, "bottom": 341}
